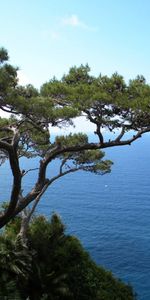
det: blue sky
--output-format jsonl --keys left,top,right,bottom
{"left": 1, "top": 0, "right": 150, "bottom": 89}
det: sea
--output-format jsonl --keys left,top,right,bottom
{"left": 0, "top": 133, "right": 150, "bottom": 300}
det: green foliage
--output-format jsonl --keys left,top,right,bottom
{"left": 1, "top": 51, "right": 150, "bottom": 177}
{"left": 0, "top": 233, "right": 32, "bottom": 299}
{"left": 0, "top": 47, "right": 9, "bottom": 63}
{"left": 54, "top": 133, "right": 113, "bottom": 174}
{"left": 62, "top": 64, "right": 93, "bottom": 85}
{"left": 0, "top": 280, "right": 21, "bottom": 300}
{"left": 0, "top": 48, "right": 18, "bottom": 99}
{"left": 55, "top": 133, "right": 88, "bottom": 148}
{"left": 0, "top": 214, "right": 136, "bottom": 300}
{"left": 1, "top": 49, "right": 150, "bottom": 139}
{"left": 4, "top": 216, "right": 21, "bottom": 240}
{"left": 17, "top": 84, "right": 39, "bottom": 98}
{"left": 41, "top": 65, "right": 150, "bottom": 133}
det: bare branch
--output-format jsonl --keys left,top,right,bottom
{"left": 11, "top": 166, "right": 83, "bottom": 218}
{"left": 115, "top": 126, "right": 125, "bottom": 142}
{"left": 49, "top": 167, "right": 82, "bottom": 185}
{"left": 0, "top": 147, "right": 22, "bottom": 228}
{"left": 95, "top": 124, "right": 104, "bottom": 144}
{"left": 24, "top": 182, "right": 50, "bottom": 223}
{"left": 17, "top": 183, "right": 49, "bottom": 246}
{"left": 59, "top": 155, "right": 71, "bottom": 174}
{"left": 0, "top": 106, "right": 19, "bottom": 115}
{"left": 22, "top": 168, "right": 39, "bottom": 177}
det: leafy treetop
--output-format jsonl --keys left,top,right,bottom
{"left": 0, "top": 48, "right": 150, "bottom": 229}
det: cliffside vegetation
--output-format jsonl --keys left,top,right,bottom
{"left": 0, "top": 214, "right": 136, "bottom": 300}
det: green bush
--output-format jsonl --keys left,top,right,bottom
{"left": 0, "top": 214, "right": 136, "bottom": 300}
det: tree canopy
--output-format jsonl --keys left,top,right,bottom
{"left": 0, "top": 48, "right": 150, "bottom": 228}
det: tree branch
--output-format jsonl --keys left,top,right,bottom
{"left": 37, "top": 126, "right": 150, "bottom": 186}
{"left": 0, "top": 140, "right": 12, "bottom": 151}
{"left": 22, "top": 168, "right": 39, "bottom": 177}
{"left": 11, "top": 166, "right": 83, "bottom": 218}
{"left": 95, "top": 124, "right": 104, "bottom": 144}
{"left": 0, "top": 147, "right": 21, "bottom": 228}
{"left": 18, "top": 182, "right": 50, "bottom": 246}
{"left": 115, "top": 126, "right": 125, "bottom": 142}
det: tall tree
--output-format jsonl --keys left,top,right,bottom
{"left": 0, "top": 49, "right": 150, "bottom": 229}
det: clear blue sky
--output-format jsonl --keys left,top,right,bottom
{"left": 1, "top": 0, "right": 150, "bottom": 88}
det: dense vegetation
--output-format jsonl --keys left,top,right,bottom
{"left": 0, "top": 214, "right": 136, "bottom": 300}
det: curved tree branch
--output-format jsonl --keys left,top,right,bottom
{"left": 11, "top": 166, "right": 84, "bottom": 218}
{"left": 0, "top": 146, "right": 21, "bottom": 228}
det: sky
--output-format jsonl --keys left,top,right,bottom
{"left": 1, "top": 0, "right": 150, "bottom": 88}
{"left": 1, "top": 0, "right": 150, "bottom": 133}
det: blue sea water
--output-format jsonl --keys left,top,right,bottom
{"left": 0, "top": 133, "right": 150, "bottom": 299}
